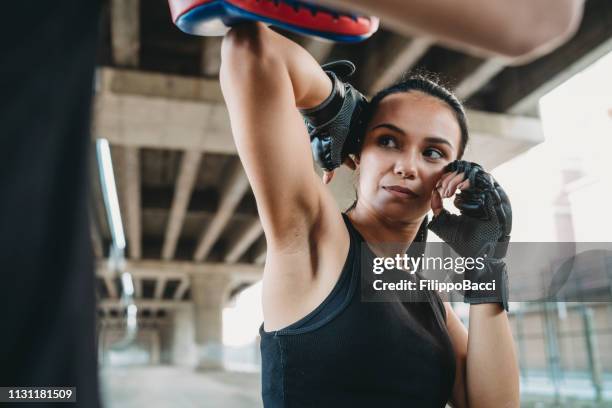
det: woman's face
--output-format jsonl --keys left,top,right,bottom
{"left": 356, "top": 91, "right": 462, "bottom": 222}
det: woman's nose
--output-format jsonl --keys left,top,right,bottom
{"left": 394, "top": 159, "right": 418, "bottom": 179}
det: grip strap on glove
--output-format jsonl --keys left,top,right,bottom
{"left": 299, "top": 60, "right": 367, "bottom": 172}
{"left": 428, "top": 160, "right": 512, "bottom": 311}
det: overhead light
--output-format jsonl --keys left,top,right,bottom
{"left": 95, "top": 138, "right": 126, "bottom": 251}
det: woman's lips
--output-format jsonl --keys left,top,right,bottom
{"left": 383, "top": 185, "right": 419, "bottom": 199}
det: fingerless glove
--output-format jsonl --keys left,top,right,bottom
{"left": 428, "top": 160, "right": 512, "bottom": 311}
{"left": 299, "top": 60, "right": 368, "bottom": 172}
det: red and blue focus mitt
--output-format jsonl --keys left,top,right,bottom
{"left": 169, "top": 0, "right": 379, "bottom": 42}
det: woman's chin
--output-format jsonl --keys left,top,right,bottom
{"left": 378, "top": 201, "right": 424, "bottom": 220}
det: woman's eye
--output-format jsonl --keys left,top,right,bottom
{"left": 378, "top": 135, "right": 398, "bottom": 148}
{"left": 424, "top": 148, "right": 444, "bottom": 159}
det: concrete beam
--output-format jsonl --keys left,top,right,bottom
{"left": 201, "top": 37, "right": 222, "bottom": 76}
{"left": 98, "top": 80, "right": 542, "bottom": 208}
{"left": 154, "top": 277, "right": 167, "bottom": 300}
{"left": 93, "top": 84, "right": 232, "bottom": 153}
{"left": 174, "top": 278, "right": 190, "bottom": 301}
{"left": 98, "top": 317, "right": 170, "bottom": 326}
{"left": 99, "top": 299, "right": 191, "bottom": 310}
{"left": 254, "top": 248, "right": 267, "bottom": 265}
{"left": 454, "top": 59, "right": 505, "bottom": 100}
{"left": 123, "top": 147, "right": 142, "bottom": 259}
{"left": 367, "top": 36, "right": 433, "bottom": 95}
{"left": 509, "top": 36, "right": 612, "bottom": 115}
{"left": 94, "top": 68, "right": 543, "bottom": 205}
{"left": 96, "top": 259, "right": 263, "bottom": 283}
{"left": 110, "top": 0, "right": 140, "bottom": 67}
{"left": 193, "top": 161, "right": 250, "bottom": 262}
{"left": 162, "top": 151, "right": 202, "bottom": 260}
{"left": 133, "top": 277, "right": 143, "bottom": 299}
{"left": 224, "top": 219, "right": 263, "bottom": 263}
{"left": 303, "top": 38, "right": 334, "bottom": 63}
{"left": 455, "top": 110, "right": 543, "bottom": 170}
{"left": 93, "top": 67, "right": 227, "bottom": 156}
{"left": 97, "top": 68, "right": 224, "bottom": 102}
{"left": 95, "top": 68, "right": 541, "bottom": 153}
{"left": 104, "top": 276, "right": 119, "bottom": 299}
{"left": 247, "top": 235, "right": 267, "bottom": 265}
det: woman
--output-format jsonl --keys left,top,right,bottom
{"left": 220, "top": 22, "right": 519, "bottom": 407}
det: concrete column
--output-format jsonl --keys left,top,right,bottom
{"left": 164, "top": 306, "right": 198, "bottom": 367}
{"left": 150, "top": 329, "right": 161, "bottom": 365}
{"left": 191, "top": 273, "right": 232, "bottom": 370}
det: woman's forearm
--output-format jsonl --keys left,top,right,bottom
{"left": 316, "top": 0, "right": 583, "bottom": 61}
{"left": 466, "top": 304, "right": 520, "bottom": 407}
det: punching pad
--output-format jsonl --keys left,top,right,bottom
{"left": 169, "top": 0, "right": 379, "bottom": 42}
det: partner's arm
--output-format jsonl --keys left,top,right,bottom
{"left": 317, "top": 0, "right": 584, "bottom": 62}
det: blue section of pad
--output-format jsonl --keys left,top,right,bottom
{"left": 176, "top": 1, "right": 369, "bottom": 42}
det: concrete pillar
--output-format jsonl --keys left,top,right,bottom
{"left": 164, "top": 306, "right": 198, "bottom": 367}
{"left": 191, "top": 273, "right": 232, "bottom": 370}
{"left": 150, "top": 329, "right": 161, "bottom": 365}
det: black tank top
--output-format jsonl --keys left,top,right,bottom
{"left": 259, "top": 213, "right": 456, "bottom": 407}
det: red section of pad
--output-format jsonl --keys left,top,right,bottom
{"left": 226, "top": 0, "right": 377, "bottom": 36}
{"left": 169, "top": 0, "right": 214, "bottom": 21}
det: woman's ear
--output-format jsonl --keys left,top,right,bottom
{"left": 342, "top": 154, "right": 359, "bottom": 171}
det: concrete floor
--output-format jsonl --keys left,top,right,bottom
{"left": 100, "top": 366, "right": 612, "bottom": 407}
{"left": 100, "top": 366, "right": 262, "bottom": 408}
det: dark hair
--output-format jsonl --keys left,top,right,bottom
{"left": 357, "top": 73, "right": 469, "bottom": 158}
{"left": 346, "top": 73, "right": 469, "bottom": 212}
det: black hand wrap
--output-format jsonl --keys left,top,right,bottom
{"left": 299, "top": 60, "right": 368, "bottom": 172}
{"left": 428, "top": 160, "right": 512, "bottom": 311}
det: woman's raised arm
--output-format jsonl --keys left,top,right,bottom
{"left": 220, "top": 23, "right": 332, "bottom": 249}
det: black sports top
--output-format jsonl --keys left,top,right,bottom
{"left": 259, "top": 213, "right": 456, "bottom": 407}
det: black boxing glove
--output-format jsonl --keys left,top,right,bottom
{"left": 299, "top": 60, "right": 368, "bottom": 172}
{"left": 428, "top": 160, "right": 512, "bottom": 311}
